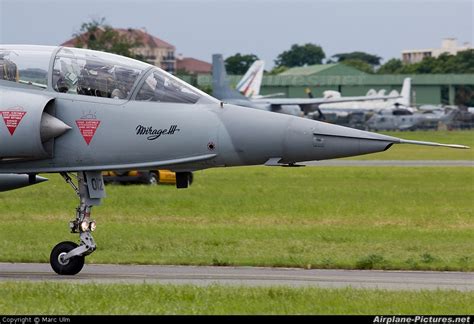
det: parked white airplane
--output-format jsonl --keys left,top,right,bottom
{"left": 212, "top": 54, "right": 403, "bottom": 116}
{"left": 234, "top": 60, "right": 409, "bottom": 112}
{"left": 318, "top": 78, "right": 412, "bottom": 112}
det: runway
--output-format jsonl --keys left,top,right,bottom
{"left": 1, "top": 263, "right": 473, "bottom": 291}
{"left": 303, "top": 160, "right": 473, "bottom": 167}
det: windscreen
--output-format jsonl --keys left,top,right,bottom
{"left": 136, "top": 68, "right": 216, "bottom": 104}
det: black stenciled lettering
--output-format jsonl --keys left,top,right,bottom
{"left": 136, "top": 125, "right": 180, "bottom": 140}
{"left": 91, "top": 178, "right": 98, "bottom": 190}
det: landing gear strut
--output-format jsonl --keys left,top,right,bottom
{"left": 50, "top": 171, "right": 105, "bottom": 275}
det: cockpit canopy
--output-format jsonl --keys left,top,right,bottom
{"left": 0, "top": 45, "right": 215, "bottom": 104}
{"left": 53, "top": 47, "right": 147, "bottom": 99}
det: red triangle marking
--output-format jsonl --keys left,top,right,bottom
{"left": 1, "top": 111, "right": 27, "bottom": 135}
{"left": 76, "top": 119, "right": 101, "bottom": 145}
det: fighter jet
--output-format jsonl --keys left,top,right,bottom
{"left": 212, "top": 54, "right": 402, "bottom": 116}
{"left": 0, "top": 45, "right": 469, "bottom": 276}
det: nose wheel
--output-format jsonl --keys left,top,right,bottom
{"left": 50, "top": 241, "right": 85, "bottom": 275}
{"left": 50, "top": 172, "right": 105, "bottom": 275}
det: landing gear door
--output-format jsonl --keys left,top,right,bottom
{"left": 85, "top": 171, "right": 106, "bottom": 199}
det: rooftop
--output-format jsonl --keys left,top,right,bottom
{"left": 279, "top": 64, "right": 338, "bottom": 76}
{"left": 61, "top": 27, "right": 175, "bottom": 50}
{"left": 279, "top": 63, "right": 367, "bottom": 76}
{"left": 177, "top": 57, "right": 211, "bottom": 74}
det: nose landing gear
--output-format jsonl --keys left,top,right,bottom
{"left": 50, "top": 171, "right": 104, "bottom": 275}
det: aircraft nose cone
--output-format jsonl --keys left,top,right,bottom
{"left": 280, "top": 117, "right": 400, "bottom": 163}
{"left": 217, "top": 104, "right": 402, "bottom": 167}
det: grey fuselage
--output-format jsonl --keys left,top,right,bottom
{"left": 0, "top": 81, "right": 402, "bottom": 175}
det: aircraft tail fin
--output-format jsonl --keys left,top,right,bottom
{"left": 396, "top": 77, "right": 411, "bottom": 107}
{"left": 236, "top": 60, "right": 265, "bottom": 98}
{"left": 212, "top": 54, "right": 248, "bottom": 101}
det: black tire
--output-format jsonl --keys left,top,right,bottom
{"left": 176, "top": 172, "right": 190, "bottom": 189}
{"left": 146, "top": 172, "right": 158, "bottom": 185}
{"left": 50, "top": 241, "right": 85, "bottom": 275}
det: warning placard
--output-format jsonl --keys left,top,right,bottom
{"left": 76, "top": 119, "right": 101, "bottom": 145}
{"left": 1, "top": 110, "right": 27, "bottom": 135}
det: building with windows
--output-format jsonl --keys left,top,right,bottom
{"left": 402, "top": 38, "right": 472, "bottom": 64}
{"left": 62, "top": 28, "right": 176, "bottom": 74}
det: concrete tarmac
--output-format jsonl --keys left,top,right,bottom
{"left": 1, "top": 263, "right": 473, "bottom": 291}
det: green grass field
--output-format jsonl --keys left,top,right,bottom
{"left": 346, "top": 130, "right": 473, "bottom": 160}
{"left": 1, "top": 283, "right": 473, "bottom": 315}
{"left": 1, "top": 131, "right": 473, "bottom": 315}
{"left": 1, "top": 166, "right": 472, "bottom": 271}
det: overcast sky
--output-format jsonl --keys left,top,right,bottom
{"left": 1, "top": 0, "right": 472, "bottom": 68}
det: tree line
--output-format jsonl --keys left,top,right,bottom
{"left": 71, "top": 18, "right": 474, "bottom": 76}
{"left": 225, "top": 45, "right": 474, "bottom": 75}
